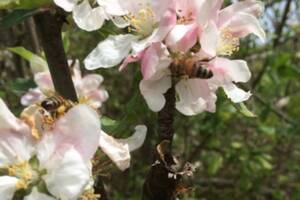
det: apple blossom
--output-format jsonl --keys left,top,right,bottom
{"left": 21, "top": 60, "right": 108, "bottom": 109}
{"left": 166, "top": 0, "right": 265, "bottom": 56}
{"left": 0, "top": 98, "right": 99, "bottom": 200}
{"left": 164, "top": 0, "right": 264, "bottom": 105}
{"left": 81, "top": 0, "right": 265, "bottom": 117}
{"left": 53, "top": 0, "right": 129, "bottom": 31}
{"left": 139, "top": 42, "right": 217, "bottom": 115}
{"left": 0, "top": 98, "right": 147, "bottom": 199}
{"left": 84, "top": 0, "right": 176, "bottom": 70}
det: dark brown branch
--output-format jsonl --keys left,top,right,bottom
{"left": 158, "top": 82, "right": 176, "bottom": 142}
{"left": 33, "top": 9, "right": 77, "bottom": 101}
{"left": 143, "top": 80, "right": 179, "bottom": 200}
{"left": 33, "top": 8, "right": 108, "bottom": 199}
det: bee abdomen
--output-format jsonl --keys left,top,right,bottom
{"left": 196, "top": 67, "right": 213, "bottom": 79}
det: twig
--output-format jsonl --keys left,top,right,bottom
{"left": 252, "top": 93, "right": 296, "bottom": 125}
{"left": 25, "top": 17, "right": 40, "bottom": 54}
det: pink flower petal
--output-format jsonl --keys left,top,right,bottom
{"left": 218, "top": 0, "right": 264, "bottom": 27}
{"left": 175, "top": 79, "right": 216, "bottom": 115}
{"left": 21, "top": 88, "right": 44, "bottom": 106}
{"left": 34, "top": 72, "right": 54, "bottom": 93}
{"left": 40, "top": 105, "right": 101, "bottom": 162}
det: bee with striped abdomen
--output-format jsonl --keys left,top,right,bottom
{"left": 170, "top": 58, "right": 214, "bottom": 79}
{"left": 37, "top": 94, "right": 75, "bottom": 124}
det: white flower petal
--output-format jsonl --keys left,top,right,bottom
{"left": 196, "top": 0, "right": 223, "bottom": 27}
{"left": 0, "top": 176, "right": 18, "bottom": 200}
{"left": 141, "top": 43, "right": 171, "bottom": 80}
{"left": 79, "top": 74, "right": 104, "bottom": 93}
{"left": 54, "top": 0, "right": 78, "bottom": 12}
{"left": 21, "top": 88, "right": 44, "bottom": 106}
{"left": 34, "top": 72, "right": 54, "bottom": 93}
{"left": 166, "top": 24, "right": 196, "bottom": 47}
{"left": 110, "top": 16, "right": 130, "bottom": 28}
{"left": 0, "top": 98, "right": 25, "bottom": 131}
{"left": 200, "top": 22, "right": 219, "bottom": 57}
{"left": 97, "top": 0, "right": 129, "bottom": 16}
{"left": 43, "top": 148, "right": 90, "bottom": 200}
{"left": 117, "top": 125, "right": 147, "bottom": 151}
{"left": 175, "top": 79, "right": 217, "bottom": 115}
{"left": 84, "top": 34, "right": 138, "bottom": 70}
{"left": 140, "top": 75, "right": 171, "bottom": 112}
{"left": 226, "top": 60, "right": 251, "bottom": 83}
{"left": 0, "top": 129, "right": 34, "bottom": 166}
{"left": 42, "top": 104, "right": 101, "bottom": 162}
{"left": 224, "top": 12, "right": 265, "bottom": 42}
{"left": 99, "top": 131, "right": 130, "bottom": 171}
{"left": 223, "top": 83, "right": 252, "bottom": 103}
{"left": 24, "top": 187, "right": 56, "bottom": 200}
{"left": 210, "top": 58, "right": 251, "bottom": 83}
{"left": 219, "top": 0, "right": 264, "bottom": 26}
{"left": 29, "top": 56, "right": 48, "bottom": 74}
{"left": 73, "top": 0, "right": 106, "bottom": 31}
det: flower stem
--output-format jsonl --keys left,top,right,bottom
{"left": 33, "top": 9, "right": 77, "bottom": 101}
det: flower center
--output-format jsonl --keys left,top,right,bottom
{"left": 7, "top": 161, "right": 36, "bottom": 189}
{"left": 125, "top": 7, "right": 158, "bottom": 38}
{"left": 217, "top": 28, "right": 240, "bottom": 56}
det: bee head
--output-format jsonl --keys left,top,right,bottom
{"left": 40, "top": 99, "right": 58, "bottom": 111}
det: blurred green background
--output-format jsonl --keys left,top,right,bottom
{"left": 0, "top": 0, "right": 300, "bottom": 199}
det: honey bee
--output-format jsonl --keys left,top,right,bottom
{"left": 37, "top": 94, "right": 75, "bottom": 124}
{"left": 170, "top": 58, "right": 213, "bottom": 79}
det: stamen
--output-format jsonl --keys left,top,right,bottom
{"left": 217, "top": 28, "right": 240, "bottom": 56}
{"left": 124, "top": 7, "right": 157, "bottom": 38}
{"left": 7, "top": 161, "right": 35, "bottom": 189}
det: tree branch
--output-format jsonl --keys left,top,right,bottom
{"left": 33, "top": 9, "right": 77, "bottom": 101}
{"left": 33, "top": 8, "right": 108, "bottom": 199}
{"left": 143, "top": 79, "right": 179, "bottom": 200}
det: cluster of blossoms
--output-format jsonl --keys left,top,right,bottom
{"left": 2, "top": 50, "right": 147, "bottom": 199}
{"left": 0, "top": 0, "right": 266, "bottom": 199}
{"left": 56, "top": 0, "right": 265, "bottom": 116}
{"left": 0, "top": 98, "right": 147, "bottom": 199}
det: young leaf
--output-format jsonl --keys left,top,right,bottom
{"left": 233, "top": 103, "right": 257, "bottom": 118}
{"left": 8, "top": 46, "right": 48, "bottom": 73}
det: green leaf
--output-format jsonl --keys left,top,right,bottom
{"left": 17, "top": 0, "right": 51, "bottom": 9}
{"left": 256, "top": 155, "right": 273, "bottom": 170}
{"left": 234, "top": 103, "right": 257, "bottom": 118}
{"left": 8, "top": 46, "right": 36, "bottom": 61}
{"left": 101, "top": 116, "right": 118, "bottom": 127}
{"left": 0, "top": 0, "right": 51, "bottom": 9}
{"left": 204, "top": 153, "right": 224, "bottom": 175}
{"left": 0, "top": 0, "right": 19, "bottom": 9}
{"left": 8, "top": 46, "right": 48, "bottom": 73}
{"left": 0, "top": 9, "right": 36, "bottom": 28}
{"left": 9, "top": 78, "right": 36, "bottom": 94}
